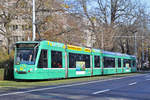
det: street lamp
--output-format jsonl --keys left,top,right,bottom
{"left": 101, "top": 28, "right": 104, "bottom": 49}
{"left": 32, "top": 0, "right": 36, "bottom": 41}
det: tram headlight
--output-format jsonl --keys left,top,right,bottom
{"left": 28, "top": 68, "right": 33, "bottom": 73}
{"left": 30, "top": 68, "right": 33, "bottom": 71}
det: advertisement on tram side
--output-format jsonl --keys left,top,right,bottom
{"left": 76, "top": 61, "right": 85, "bottom": 75}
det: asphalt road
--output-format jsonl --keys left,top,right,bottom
{"left": 0, "top": 73, "right": 150, "bottom": 100}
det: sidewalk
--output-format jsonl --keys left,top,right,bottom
{"left": 137, "top": 70, "right": 150, "bottom": 73}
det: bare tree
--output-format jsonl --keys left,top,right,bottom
{"left": 0, "top": 0, "right": 20, "bottom": 54}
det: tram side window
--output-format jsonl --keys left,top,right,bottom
{"left": 51, "top": 51, "right": 62, "bottom": 68}
{"left": 118, "top": 58, "right": 121, "bottom": 68}
{"left": 38, "top": 50, "right": 48, "bottom": 68}
{"left": 69, "top": 53, "right": 76, "bottom": 68}
{"left": 69, "top": 53, "right": 90, "bottom": 68}
{"left": 103, "top": 57, "right": 115, "bottom": 68}
{"left": 94, "top": 56, "right": 100, "bottom": 68}
{"left": 123, "top": 59, "right": 127, "bottom": 67}
{"left": 84, "top": 54, "right": 90, "bottom": 68}
{"left": 129, "top": 60, "right": 131, "bottom": 67}
{"left": 123, "top": 59, "right": 131, "bottom": 68}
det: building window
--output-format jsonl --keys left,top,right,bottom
{"left": 22, "top": 25, "right": 25, "bottom": 30}
{"left": 118, "top": 58, "right": 121, "bottom": 68}
{"left": 69, "top": 53, "right": 90, "bottom": 68}
{"left": 14, "top": 16, "right": 18, "bottom": 19}
{"left": 51, "top": 51, "right": 62, "bottom": 68}
{"left": 13, "top": 25, "right": 18, "bottom": 30}
{"left": 94, "top": 56, "right": 100, "bottom": 68}
{"left": 104, "top": 57, "right": 115, "bottom": 68}
{"left": 22, "top": 25, "right": 30, "bottom": 30}
{"left": 38, "top": 50, "right": 48, "bottom": 68}
{"left": 12, "top": 36, "right": 19, "bottom": 42}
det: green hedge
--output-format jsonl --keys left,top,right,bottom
{"left": 0, "top": 69, "right": 4, "bottom": 80}
{"left": 0, "top": 67, "right": 14, "bottom": 80}
{"left": 0, "top": 50, "right": 14, "bottom": 80}
{"left": 0, "top": 50, "right": 14, "bottom": 69}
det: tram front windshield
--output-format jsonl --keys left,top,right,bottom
{"left": 15, "top": 43, "right": 38, "bottom": 65}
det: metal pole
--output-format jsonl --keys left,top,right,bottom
{"left": 32, "top": 0, "right": 36, "bottom": 41}
{"left": 146, "top": 45, "right": 148, "bottom": 68}
{"left": 134, "top": 32, "right": 137, "bottom": 56}
{"left": 134, "top": 32, "right": 139, "bottom": 70}
{"left": 142, "top": 36, "right": 144, "bottom": 68}
{"left": 101, "top": 30, "right": 104, "bottom": 49}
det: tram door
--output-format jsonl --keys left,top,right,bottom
{"left": 93, "top": 55, "right": 102, "bottom": 75}
{"left": 116, "top": 58, "right": 122, "bottom": 73}
{"left": 37, "top": 48, "right": 49, "bottom": 78}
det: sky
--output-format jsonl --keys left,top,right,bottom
{"left": 143, "top": 0, "right": 150, "bottom": 9}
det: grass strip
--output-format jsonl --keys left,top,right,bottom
{"left": 0, "top": 72, "right": 140, "bottom": 90}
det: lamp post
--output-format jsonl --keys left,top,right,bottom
{"left": 32, "top": 0, "right": 36, "bottom": 41}
{"left": 134, "top": 32, "right": 137, "bottom": 57}
{"left": 101, "top": 28, "right": 104, "bottom": 49}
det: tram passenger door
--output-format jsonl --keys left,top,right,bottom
{"left": 116, "top": 58, "right": 122, "bottom": 73}
{"left": 37, "top": 48, "right": 49, "bottom": 79}
{"left": 93, "top": 55, "right": 102, "bottom": 75}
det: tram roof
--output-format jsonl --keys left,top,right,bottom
{"left": 103, "top": 51, "right": 135, "bottom": 57}
{"left": 16, "top": 41, "right": 40, "bottom": 44}
{"left": 15, "top": 41, "right": 136, "bottom": 58}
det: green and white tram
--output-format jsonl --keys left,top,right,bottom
{"left": 14, "top": 41, "right": 137, "bottom": 80}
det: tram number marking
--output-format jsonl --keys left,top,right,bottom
{"left": 20, "top": 67, "right": 23, "bottom": 71}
